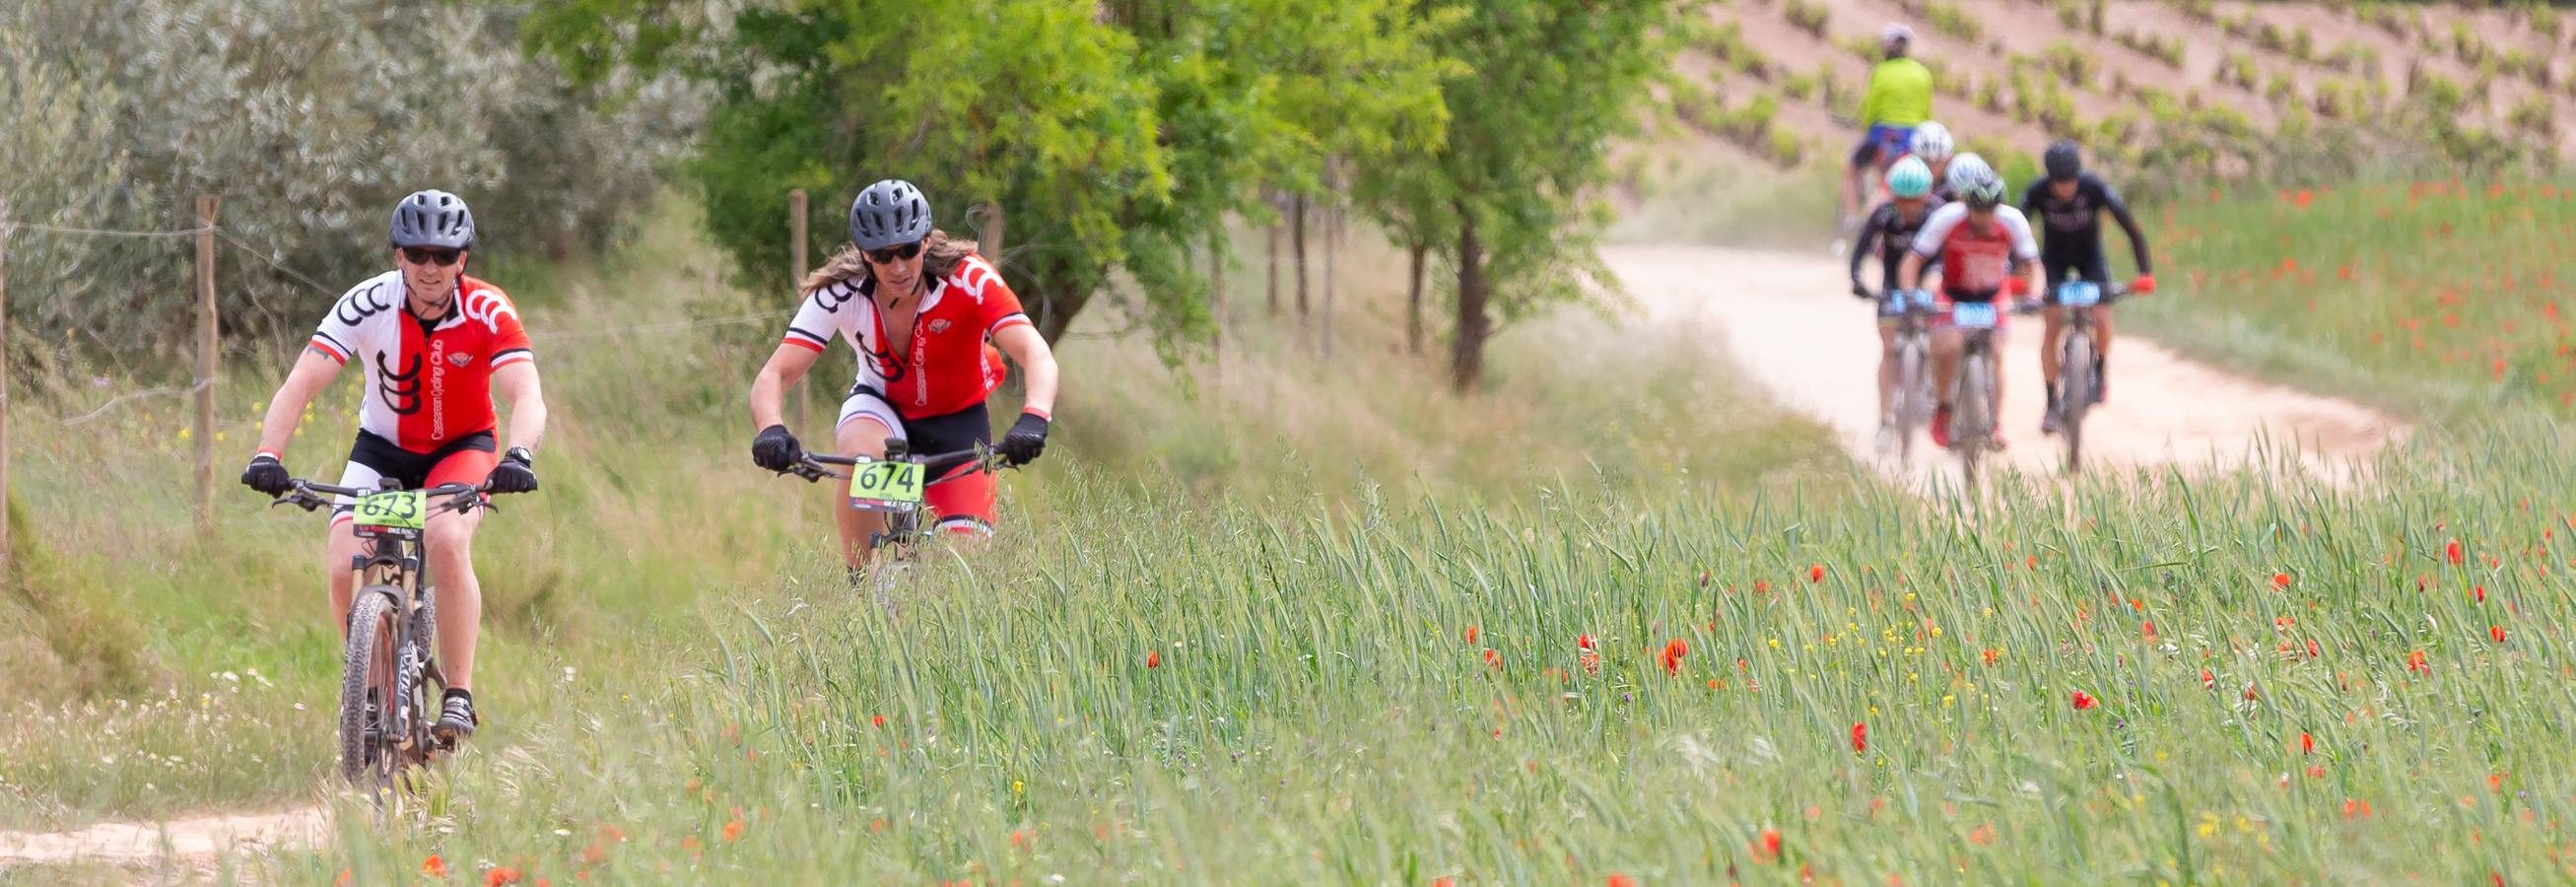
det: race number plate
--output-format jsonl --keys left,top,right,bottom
{"left": 352, "top": 490, "right": 428, "bottom": 538}
{"left": 2058, "top": 281, "right": 2102, "bottom": 307}
{"left": 1952, "top": 302, "right": 2000, "bottom": 329}
{"left": 847, "top": 458, "right": 927, "bottom": 512}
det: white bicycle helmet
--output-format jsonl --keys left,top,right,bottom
{"left": 1947, "top": 154, "right": 2005, "bottom": 209}
{"left": 1881, "top": 24, "right": 1914, "bottom": 53}
{"left": 1910, "top": 122, "right": 1955, "bottom": 164}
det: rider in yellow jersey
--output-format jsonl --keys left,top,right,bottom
{"left": 1843, "top": 26, "right": 1934, "bottom": 234}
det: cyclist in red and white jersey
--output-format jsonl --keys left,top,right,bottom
{"left": 1896, "top": 156, "right": 2040, "bottom": 448}
{"left": 239, "top": 190, "right": 548, "bottom": 742}
{"left": 747, "top": 179, "right": 1061, "bottom": 568}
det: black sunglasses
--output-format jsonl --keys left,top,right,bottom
{"left": 400, "top": 246, "right": 464, "bottom": 267}
{"left": 864, "top": 241, "right": 923, "bottom": 264}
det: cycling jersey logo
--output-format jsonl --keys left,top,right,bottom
{"left": 448, "top": 351, "right": 473, "bottom": 368}
{"left": 374, "top": 350, "right": 422, "bottom": 416}
{"left": 336, "top": 282, "right": 399, "bottom": 326}
{"left": 927, "top": 319, "right": 951, "bottom": 334}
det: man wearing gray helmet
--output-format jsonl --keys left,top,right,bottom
{"left": 747, "top": 179, "right": 1061, "bottom": 567}
{"left": 239, "top": 189, "right": 549, "bottom": 743}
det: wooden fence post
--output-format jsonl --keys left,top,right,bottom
{"left": 789, "top": 188, "right": 809, "bottom": 431}
{"left": 194, "top": 195, "right": 220, "bottom": 529}
{"left": 1, "top": 201, "right": 12, "bottom": 572}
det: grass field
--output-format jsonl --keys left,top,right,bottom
{"left": 2132, "top": 177, "right": 2576, "bottom": 420}
{"left": 8, "top": 187, "right": 2576, "bottom": 884}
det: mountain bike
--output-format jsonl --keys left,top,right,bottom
{"left": 269, "top": 479, "right": 497, "bottom": 792}
{"left": 782, "top": 441, "right": 1006, "bottom": 586}
{"left": 2048, "top": 280, "right": 2129, "bottom": 474}
{"left": 1863, "top": 287, "right": 1939, "bottom": 463}
{"left": 1945, "top": 299, "right": 2007, "bottom": 487}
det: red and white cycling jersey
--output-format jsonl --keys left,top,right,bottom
{"left": 781, "top": 253, "right": 1033, "bottom": 421}
{"left": 1910, "top": 203, "right": 2039, "bottom": 299}
{"left": 309, "top": 272, "right": 533, "bottom": 452}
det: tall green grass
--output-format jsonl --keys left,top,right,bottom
{"left": 2133, "top": 178, "right": 2576, "bottom": 420}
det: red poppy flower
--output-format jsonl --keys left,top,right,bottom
{"left": 1607, "top": 875, "right": 1638, "bottom": 887}
{"left": 1809, "top": 564, "right": 1826, "bottom": 583}
{"left": 2473, "top": 585, "right": 2485, "bottom": 603}
{"left": 2071, "top": 690, "right": 2097, "bottom": 710}
{"left": 872, "top": 714, "right": 886, "bottom": 727}
{"left": 485, "top": 868, "right": 523, "bottom": 887}
{"left": 1851, "top": 721, "right": 1868, "bottom": 753}
{"left": 2301, "top": 732, "right": 2314, "bottom": 755}
{"left": 424, "top": 855, "right": 448, "bottom": 878}
{"left": 1465, "top": 625, "right": 1478, "bottom": 645}
{"left": 2271, "top": 573, "right": 2291, "bottom": 589}
{"left": 2491, "top": 625, "right": 2508, "bottom": 644}
{"left": 1577, "top": 634, "right": 1594, "bottom": 650}
{"left": 2408, "top": 650, "right": 2430, "bottom": 674}
{"left": 1482, "top": 648, "right": 1503, "bottom": 669}
{"left": 1661, "top": 639, "right": 1689, "bottom": 675}
{"left": 2448, "top": 539, "right": 2465, "bottom": 565}
{"left": 2141, "top": 621, "right": 2156, "bottom": 638}
{"left": 1982, "top": 648, "right": 2000, "bottom": 666}
{"left": 2201, "top": 669, "right": 2215, "bottom": 688}
{"left": 1580, "top": 651, "right": 1601, "bottom": 675}
{"left": 1146, "top": 649, "right": 1161, "bottom": 668}
{"left": 1754, "top": 828, "right": 1783, "bottom": 862}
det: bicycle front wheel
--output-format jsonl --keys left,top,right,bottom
{"left": 339, "top": 588, "right": 401, "bottom": 789}
{"left": 2061, "top": 331, "right": 2095, "bottom": 473}
{"left": 1957, "top": 351, "right": 1994, "bottom": 486}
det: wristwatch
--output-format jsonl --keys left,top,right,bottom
{"left": 505, "top": 445, "right": 534, "bottom": 463}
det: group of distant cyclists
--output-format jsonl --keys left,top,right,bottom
{"left": 1842, "top": 24, "right": 2154, "bottom": 454}
{"left": 236, "top": 179, "right": 1054, "bottom": 743}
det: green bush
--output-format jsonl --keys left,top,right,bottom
{"left": 1925, "top": 1, "right": 1983, "bottom": 42}
{"left": 1782, "top": 72, "right": 1817, "bottom": 102}
{"left": 2509, "top": 94, "right": 2554, "bottom": 135}
{"left": 2054, "top": 0, "right": 2083, "bottom": 31}
{"left": 2041, "top": 41, "right": 2096, "bottom": 90}
{"left": 1782, "top": 0, "right": 1830, "bottom": 38}
{"left": 0, "top": 0, "right": 699, "bottom": 354}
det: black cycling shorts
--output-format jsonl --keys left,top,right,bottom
{"left": 2041, "top": 251, "right": 2111, "bottom": 304}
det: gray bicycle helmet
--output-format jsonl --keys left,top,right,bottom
{"left": 847, "top": 179, "right": 933, "bottom": 250}
{"left": 1948, "top": 155, "right": 2005, "bottom": 209}
{"left": 389, "top": 189, "right": 476, "bottom": 249}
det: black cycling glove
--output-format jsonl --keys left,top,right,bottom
{"left": 486, "top": 446, "right": 539, "bottom": 494}
{"left": 753, "top": 425, "right": 803, "bottom": 472}
{"left": 241, "top": 453, "right": 293, "bottom": 496}
{"left": 998, "top": 411, "right": 1051, "bottom": 466}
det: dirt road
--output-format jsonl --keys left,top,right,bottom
{"left": 1605, "top": 245, "right": 2403, "bottom": 484}
{"left": 0, "top": 805, "right": 326, "bottom": 871}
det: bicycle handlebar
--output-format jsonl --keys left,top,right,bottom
{"left": 268, "top": 480, "right": 493, "bottom": 514}
{"left": 783, "top": 447, "right": 1003, "bottom": 484}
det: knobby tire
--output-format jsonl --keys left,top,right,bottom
{"left": 340, "top": 589, "right": 400, "bottom": 790}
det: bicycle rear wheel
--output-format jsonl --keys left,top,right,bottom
{"left": 339, "top": 588, "right": 401, "bottom": 789}
{"left": 2061, "top": 331, "right": 2095, "bottom": 473}
{"left": 1897, "top": 338, "right": 1930, "bottom": 462}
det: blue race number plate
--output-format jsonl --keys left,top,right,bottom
{"left": 1952, "top": 302, "right": 2000, "bottom": 329}
{"left": 2058, "top": 281, "right": 2102, "bottom": 307}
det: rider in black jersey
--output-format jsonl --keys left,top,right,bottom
{"left": 2021, "top": 139, "right": 2155, "bottom": 435}
{"left": 1851, "top": 155, "right": 1946, "bottom": 453}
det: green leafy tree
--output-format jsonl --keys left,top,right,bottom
{"left": 531, "top": 0, "right": 1454, "bottom": 349}
{"left": 1357, "top": 0, "right": 1698, "bottom": 391}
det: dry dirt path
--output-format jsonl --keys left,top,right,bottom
{"left": 1605, "top": 245, "right": 2405, "bottom": 486}
{"left": 0, "top": 805, "right": 328, "bottom": 874}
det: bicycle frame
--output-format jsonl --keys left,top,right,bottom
{"left": 786, "top": 443, "right": 1000, "bottom": 556}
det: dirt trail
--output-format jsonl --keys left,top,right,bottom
{"left": 1606, "top": 245, "right": 2404, "bottom": 484}
{"left": 0, "top": 805, "right": 328, "bottom": 870}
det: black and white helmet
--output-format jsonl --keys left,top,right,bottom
{"left": 847, "top": 179, "right": 933, "bottom": 250}
{"left": 388, "top": 189, "right": 476, "bottom": 249}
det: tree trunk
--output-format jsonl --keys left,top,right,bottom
{"left": 1291, "top": 192, "right": 1310, "bottom": 325}
{"left": 1321, "top": 194, "right": 1338, "bottom": 360}
{"left": 1405, "top": 239, "right": 1428, "bottom": 355}
{"left": 1208, "top": 230, "right": 1227, "bottom": 347}
{"left": 1266, "top": 203, "right": 1281, "bottom": 316}
{"left": 1451, "top": 204, "right": 1489, "bottom": 393}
